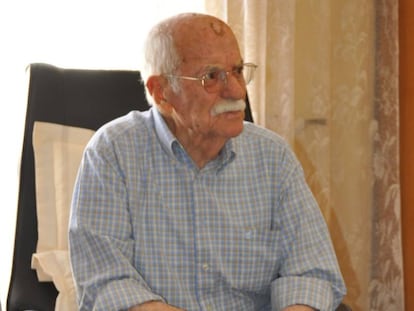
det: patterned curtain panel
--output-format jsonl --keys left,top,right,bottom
{"left": 205, "top": 0, "right": 404, "bottom": 310}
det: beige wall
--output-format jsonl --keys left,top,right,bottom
{"left": 400, "top": 0, "right": 414, "bottom": 309}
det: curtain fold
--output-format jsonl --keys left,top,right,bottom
{"left": 205, "top": 1, "right": 404, "bottom": 310}
{"left": 370, "top": 0, "right": 404, "bottom": 310}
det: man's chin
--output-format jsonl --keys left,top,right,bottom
{"left": 215, "top": 114, "right": 245, "bottom": 137}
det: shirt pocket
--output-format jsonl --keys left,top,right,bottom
{"left": 215, "top": 227, "right": 281, "bottom": 294}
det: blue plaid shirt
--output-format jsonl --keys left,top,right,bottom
{"left": 69, "top": 108, "right": 346, "bottom": 311}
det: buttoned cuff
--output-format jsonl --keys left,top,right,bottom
{"left": 271, "top": 276, "right": 334, "bottom": 311}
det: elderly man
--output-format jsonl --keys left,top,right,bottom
{"left": 69, "top": 13, "right": 346, "bottom": 311}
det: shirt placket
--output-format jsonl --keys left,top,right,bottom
{"left": 191, "top": 170, "right": 216, "bottom": 311}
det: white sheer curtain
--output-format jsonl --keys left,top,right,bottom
{"left": 0, "top": 1, "right": 205, "bottom": 307}
{"left": 206, "top": 1, "right": 404, "bottom": 310}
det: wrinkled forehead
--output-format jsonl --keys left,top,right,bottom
{"left": 172, "top": 15, "right": 241, "bottom": 62}
{"left": 179, "top": 15, "right": 227, "bottom": 35}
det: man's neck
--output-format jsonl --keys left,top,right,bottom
{"left": 159, "top": 109, "right": 230, "bottom": 169}
{"left": 177, "top": 132, "right": 227, "bottom": 169}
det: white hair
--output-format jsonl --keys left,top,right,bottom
{"left": 140, "top": 21, "right": 182, "bottom": 105}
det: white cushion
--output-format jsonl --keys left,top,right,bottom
{"left": 31, "top": 121, "right": 95, "bottom": 311}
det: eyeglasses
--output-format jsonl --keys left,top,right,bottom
{"left": 165, "top": 62, "right": 258, "bottom": 93}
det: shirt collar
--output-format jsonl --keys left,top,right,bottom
{"left": 209, "top": 140, "right": 236, "bottom": 173}
{"left": 152, "top": 107, "right": 178, "bottom": 160}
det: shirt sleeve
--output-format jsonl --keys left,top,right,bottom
{"left": 270, "top": 150, "right": 346, "bottom": 310}
{"left": 69, "top": 134, "right": 164, "bottom": 310}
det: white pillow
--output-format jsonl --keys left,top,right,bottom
{"left": 31, "top": 121, "right": 95, "bottom": 311}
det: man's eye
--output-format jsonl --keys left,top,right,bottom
{"left": 234, "top": 66, "right": 244, "bottom": 75}
{"left": 204, "top": 70, "right": 221, "bottom": 80}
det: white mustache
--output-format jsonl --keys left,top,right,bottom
{"left": 210, "top": 99, "right": 246, "bottom": 116}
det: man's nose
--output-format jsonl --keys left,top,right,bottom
{"left": 220, "top": 73, "right": 246, "bottom": 100}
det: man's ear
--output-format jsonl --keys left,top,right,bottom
{"left": 146, "top": 75, "right": 174, "bottom": 115}
{"left": 146, "top": 75, "right": 165, "bottom": 105}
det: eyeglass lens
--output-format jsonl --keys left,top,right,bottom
{"left": 202, "top": 64, "right": 256, "bottom": 92}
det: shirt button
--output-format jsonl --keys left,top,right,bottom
{"left": 202, "top": 263, "right": 209, "bottom": 271}
{"left": 244, "top": 230, "right": 253, "bottom": 240}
